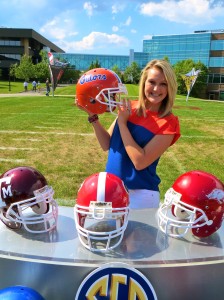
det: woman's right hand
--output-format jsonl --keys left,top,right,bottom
{"left": 75, "top": 99, "right": 93, "bottom": 116}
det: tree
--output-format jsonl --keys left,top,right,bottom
{"left": 33, "top": 50, "right": 50, "bottom": 81}
{"left": 60, "top": 67, "right": 81, "bottom": 83}
{"left": 123, "top": 62, "right": 141, "bottom": 84}
{"left": 192, "top": 61, "right": 209, "bottom": 98}
{"left": 173, "top": 59, "right": 208, "bottom": 98}
{"left": 163, "top": 56, "right": 170, "bottom": 62}
{"left": 10, "top": 50, "right": 49, "bottom": 82}
{"left": 14, "top": 54, "right": 34, "bottom": 81}
{"left": 9, "top": 63, "right": 17, "bottom": 80}
{"left": 33, "top": 62, "right": 49, "bottom": 81}
{"left": 88, "top": 60, "right": 101, "bottom": 70}
{"left": 111, "top": 65, "right": 123, "bottom": 80}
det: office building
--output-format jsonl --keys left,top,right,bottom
{"left": 0, "top": 28, "right": 64, "bottom": 78}
{"left": 57, "top": 30, "right": 224, "bottom": 100}
{"left": 143, "top": 30, "right": 224, "bottom": 100}
{"left": 1, "top": 28, "right": 224, "bottom": 99}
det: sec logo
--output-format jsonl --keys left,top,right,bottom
{"left": 75, "top": 263, "right": 157, "bottom": 300}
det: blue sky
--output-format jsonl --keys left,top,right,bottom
{"left": 1, "top": 0, "right": 224, "bottom": 55}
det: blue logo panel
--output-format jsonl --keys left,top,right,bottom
{"left": 75, "top": 263, "right": 157, "bottom": 300}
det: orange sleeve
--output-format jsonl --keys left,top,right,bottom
{"left": 157, "top": 115, "right": 181, "bottom": 146}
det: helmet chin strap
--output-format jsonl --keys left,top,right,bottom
{"left": 0, "top": 208, "right": 22, "bottom": 230}
{"left": 31, "top": 202, "right": 49, "bottom": 214}
{"left": 173, "top": 205, "right": 190, "bottom": 220}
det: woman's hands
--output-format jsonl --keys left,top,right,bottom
{"left": 117, "top": 98, "right": 131, "bottom": 124}
{"left": 75, "top": 99, "right": 94, "bottom": 116}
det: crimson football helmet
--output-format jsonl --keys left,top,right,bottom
{"left": 74, "top": 172, "right": 129, "bottom": 252}
{"left": 75, "top": 68, "right": 128, "bottom": 114}
{"left": 158, "top": 170, "right": 224, "bottom": 238}
{"left": 0, "top": 166, "right": 58, "bottom": 233}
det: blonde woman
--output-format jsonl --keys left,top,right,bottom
{"left": 77, "top": 60, "right": 181, "bottom": 209}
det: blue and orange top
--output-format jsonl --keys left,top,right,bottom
{"left": 105, "top": 101, "right": 181, "bottom": 191}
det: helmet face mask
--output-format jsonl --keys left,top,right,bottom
{"left": 74, "top": 172, "right": 129, "bottom": 252}
{"left": 76, "top": 68, "right": 128, "bottom": 115}
{"left": 158, "top": 171, "right": 224, "bottom": 238}
{"left": 158, "top": 188, "right": 213, "bottom": 238}
{"left": 96, "top": 83, "right": 128, "bottom": 114}
{"left": 0, "top": 167, "right": 58, "bottom": 233}
{"left": 75, "top": 209, "right": 129, "bottom": 252}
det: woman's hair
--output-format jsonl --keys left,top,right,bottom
{"left": 137, "top": 59, "right": 177, "bottom": 117}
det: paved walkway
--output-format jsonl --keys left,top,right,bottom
{"left": 0, "top": 91, "right": 45, "bottom": 97}
{"left": 0, "top": 92, "right": 73, "bottom": 98}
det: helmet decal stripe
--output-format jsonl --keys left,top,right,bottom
{"left": 110, "top": 70, "right": 122, "bottom": 83}
{"left": 97, "top": 172, "right": 107, "bottom": 203}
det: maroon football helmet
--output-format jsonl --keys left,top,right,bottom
{"left": 0, "top": 166, "right": 58, "bottom": 233}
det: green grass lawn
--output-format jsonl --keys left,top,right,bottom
{"left": 0, "top": 81, "right": 223, "bottom": 206}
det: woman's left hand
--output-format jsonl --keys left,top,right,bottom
{"left": 117, "top": 98, "right": 131, "bottom": 124}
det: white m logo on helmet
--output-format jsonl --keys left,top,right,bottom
{"left": 0, "top": 177, "right": 12, "bottom": 207}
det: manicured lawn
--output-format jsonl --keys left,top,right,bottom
{"left": 0, "top": 82, "right": 223, "bottom": 206}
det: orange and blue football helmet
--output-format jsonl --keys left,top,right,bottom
{"left": 76, "top": 68, "right": 127, "bottom": 114}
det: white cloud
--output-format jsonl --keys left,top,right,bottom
{"left": 112, "top": 26, "right": 119, "bottom": 32}
{"left": 83, "top": 2, "right": 97, "bottom": 17}
{"left": 143, "top": 34, "right": 153, "bottom": 40}
{"left": 131, "top": 29, "right": 137, "bottom": 34}
{"left": 112, "top": 4, "right": 126, "bottom": 14}
{"left": 40, "top": 17, "right": 78, "bottom": 40}
{"left": 140, "top": 0, "right": 224, "bottom": 25}
{"left": 56, "top": 31, "right": 129, "bottom": 52}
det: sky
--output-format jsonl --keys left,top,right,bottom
{"left": 1, "top": 0, "right": 224, "bottom": 55}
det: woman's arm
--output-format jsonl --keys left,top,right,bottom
{"left": 76, "top": 102, "right": 115, "bottom": 151}
{"left": 118, "top": 121, "right": 174, "bottom": 170}
{"left": 91, "top": 118, "right": 116, "bottom": 151}
{"left": 117, "top": 101, "right": 174, "bottom": 170}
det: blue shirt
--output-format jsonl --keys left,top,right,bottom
{"left": 105, "top": 102, "right": 180, "bottom": 191}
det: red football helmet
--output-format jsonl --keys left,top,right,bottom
{"left": 74, "top": 172, "right": 129, "bottom": 252}
{"left": 0, "top": 166, "right": 58, "bottom": 233}
{"left": 158, "top": 170, "right": 224, "bottom": 238}
{"left": 75, "top": 68, "right": 127, "bottom": 114}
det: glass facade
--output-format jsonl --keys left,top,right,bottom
{"left": 143, "top": 33, "right": 211, "bottom": 66}
{"left": 53, "top": 30, "right": 224, "bottom": 99}
{"left": 0, "top": 39, "right": 21, "bottom": 46}
{"left": 132, "top": 51, "right": 149, "bottom": 69}
{"left": 211, "top": 40, "right": 224, "bottom": 50}
{"left": 208, "top": 73, "right": 224, "bottom": 83}
{"left": 0, "top": 39, "right": 21, "bottom": 62}
{"left": 209, "top": 57, "right": 224, "bottom": 67}
{"left": 55, "top": 31, "right": 220, "bottom": 72}
{"left": 56, "top": 53, "right": 129, "bottom": 72}
{"left": 0, "top": 54, "right": 21, "bottom": 60}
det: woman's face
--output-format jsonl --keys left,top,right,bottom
{"left": 144, "top": 67, "right": 168, "bottom": 111}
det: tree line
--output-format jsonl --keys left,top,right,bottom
{"left": 9, "top": 50, "right": 209, "bottom": 98}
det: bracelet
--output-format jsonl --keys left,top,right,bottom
{"left": 88, "top": 114, "right": 99, "bottom": 123}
